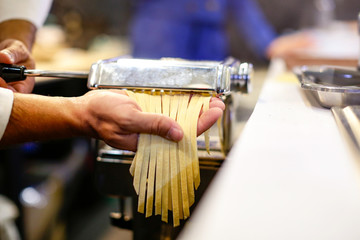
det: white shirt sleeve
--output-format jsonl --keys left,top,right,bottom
{"left": 0, "top": 0, "right": 53, "bottom": 29}
{"left": 0, "top": 88, "right": 14, "bottom": 140}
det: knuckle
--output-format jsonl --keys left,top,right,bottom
{"left": 121, "top": 116, "right": 133, "bottom": 128}
{"left": 150, "top": 115, "right": 168, "bottom": 136}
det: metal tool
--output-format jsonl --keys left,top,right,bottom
{"left": 0, "top": 63, "right": 88, "bottom": 82}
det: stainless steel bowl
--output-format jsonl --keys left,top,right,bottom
{"left": 294, "top": 65, "right": 360, "bottom": 108}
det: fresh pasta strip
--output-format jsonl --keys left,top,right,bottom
{"left": 177, "top": 170, "right": 184, "bottom": 221}
{"left": 177, "top": 94, "right": 190, "bottom": 219}
{"left": 127, "top": 90, "right": 138, "bottom": 176}
{"left": 129, "top": 155, "right": 136, "bottom": 177}
{"left": 145, "top": 94, "right": 159, "bottom": 217}
{"left": 184, "top": 95, "right": 201, "bottom": 206}
{"left": 129, "top": 92, "right": 213, "bottom": 226}
{"left": 217, "top": 114, "right": 224, "bottom": 154}
{"left": 132, "top": 93, "right": 148, "bottom": 194}
{"left": 203, "top": 96, "right": 211, "bottom": 154}
{"left": 137, "top": 93, "right": 152, "bottom": 213}
{"left": 191, "top": 96, "right": 207, "bottom": 189}
{"left": 169, "top": 94, "right": 180, "bottom": 226}
{"left": 161, "top": 94, "right": 171, "bottom": 222}
{"left": 154, "top": 94, "right": 164, "bottom": 216}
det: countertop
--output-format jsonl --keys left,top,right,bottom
{"left": 179, "top": 59, "right": 360, "bottom": 240}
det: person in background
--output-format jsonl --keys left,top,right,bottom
{"left": 130, "top": 0, "right": 314, "bottom": 62}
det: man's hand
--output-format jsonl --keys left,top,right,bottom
{"left": 80, "top": 90, "right": 225, "bottom": 151}
{"left": 0, "top": 39, "right": 35, "bottom": 93}
{"left": 0, "top": 20, "right": 37, "bottom": 93}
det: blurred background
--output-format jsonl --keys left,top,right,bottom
{"left": 1, "top": 0, "right": 360, "bottom": 240}
{"left": 32, "top": 0, "right": 360, "bottom": 71}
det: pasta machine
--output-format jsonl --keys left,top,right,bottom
{"left": 88, "top": 56, "right": 253, "bottom": 239}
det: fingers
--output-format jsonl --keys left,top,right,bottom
{"left": 0, "top": 78, "right": 16, "bottom": 91}
{"left": 130, "top": 112, "right": 184, "bottom": 142}
{"left": 0, "top": 78, "right": 8, "bottom": 88}
{"left": 128, "top": 97, "right": 223, "bottom": 140}
{"left": 210, "top": 97, "right": 225, "bottom": 110}
{"left": 116, "top": 99, "right": 223, "bottom": 151}
{"left": 195, "top": 97, "right": 225, "bottom": 135}
{"left": 0, "top": 39, "right": 30, "bottom": 64}
{"left": 0, "top": 49, "right": 14, "bottom": 63}
{"left": 107, "top": 133, "right": 139, "bottom": 152}
{"left": 8, "top": 77, "right": 35, "bottom": 93}
{"left": 0, "top": 40, "right": 35, "bottom": 93}
{"left": 108, "top": 89, "right": 129, "bottom": 96}
{"left": 197, "top": 107, "right": 223, "bottom": 136}
{"left": 92, "top": 92, "right": 223, "bottom": 152}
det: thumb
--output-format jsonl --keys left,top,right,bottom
{"left": 0, "top": 49, "right": 14, "bottom": 64}
{"left": 132, "top": 112, "right": 183, "bottom": 142}
{"left": 0, "top": 40, "right": 29, "bottom": 64}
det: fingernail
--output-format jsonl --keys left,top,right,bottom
{"left": 1, "top": 50, "right": 14, "bottom": 63}
{"left": 166, "top": 127, "right": 183, "bottom": 142}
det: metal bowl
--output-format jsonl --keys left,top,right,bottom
{"left": 294, "top": 65, "right": 360, "bottom": 108}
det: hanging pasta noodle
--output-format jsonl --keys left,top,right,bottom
{"left": 177, "top": 94, "right": 190, "bottom": 219}
{"left": 127, "top": 91, "right": 212, "bottom": 226}
{"left": 191, "top": 96, "right": 208, "bottom": 189}
{"left": 161, "top": 94, "right": 171, "bottom": 222}
{"left": 128, "top": 90, "right": 137, "bottom": 177}
{"left": 169, "top": 94, "right": 181, "bottom": 226}
{"left": 137, "top": 93, "right": 151, "bottom": 213}
{"left": 202, "top": 96, "right": 212, "bottom": 154}
{"left": 154, "top": 94, "right": 164, "bottom": 216}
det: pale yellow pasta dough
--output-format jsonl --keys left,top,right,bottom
{"left": 127, "top": 91, "right": 212, "bottom": 227}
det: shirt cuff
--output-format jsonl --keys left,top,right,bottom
{"left": 0, "top": 88, "right": 14, "bottom": 140}
{"left": 0, "top": 0, "right": 53, "bottom": 29}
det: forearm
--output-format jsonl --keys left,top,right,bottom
{"left": 0, "top": 93, "right": 86, "bottom": 146}
{"left": 0, "top": 20, "right": 37, "bottom": 50}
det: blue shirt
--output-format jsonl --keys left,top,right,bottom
{"left": 130, "top": 0, "right": 277, "bottom": 60}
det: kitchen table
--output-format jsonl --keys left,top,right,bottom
{"left": 179, "top": 59, "right": 360, "bottom": 240}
